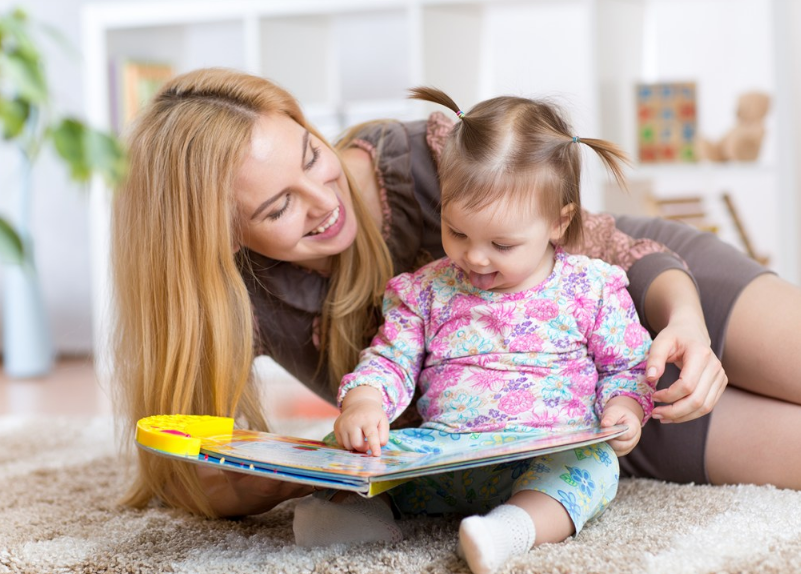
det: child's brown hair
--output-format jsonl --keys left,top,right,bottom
{"left": 409, "top": 87, "right": 630, "bottom": 247}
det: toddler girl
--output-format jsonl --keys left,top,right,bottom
{"left": 297, "top": 87, "right": 654, "bottom": 574}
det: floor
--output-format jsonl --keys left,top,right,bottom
{"left": 0, "top": 356, "right": 112, "bottom": 416}
{"left": 0, "top": 356, "right": 339, "bottom": 420}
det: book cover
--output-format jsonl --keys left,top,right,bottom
{"left": 136, "top": 415, "right": 627, "bottom": 497}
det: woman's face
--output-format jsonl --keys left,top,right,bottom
{"left": 235, "top": 113, "right": 357, "bottom": 272}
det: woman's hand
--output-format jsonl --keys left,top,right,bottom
{"left": 194, "top": 466, "right": 314, "bottom": 518}
{"left": 643, "top": 269, "right": 728, "bottom": 424}
{"left": 647, "top": 315, "right": 728, "bottom": 423}
{"left": 334, "top": 385, "right": 389, "bottom": 456}
{"left": 600, "top": 396, "right": 643, "bottom": 456}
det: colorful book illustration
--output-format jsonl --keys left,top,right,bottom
{"left": 637, "top": 81, "right": 697, "bottom": 163}
{"left": 136, "top": 415, "right": 627, "bottom": 497}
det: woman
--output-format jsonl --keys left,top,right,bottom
{"left": 112, "top": 68, "right": 801, "bottom": 518}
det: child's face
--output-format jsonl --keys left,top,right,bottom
{"left": 441, "top": 196, "right": 565, "bottom": 293}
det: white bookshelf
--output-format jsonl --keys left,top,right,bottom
{"left": 81, "top": 0, "right": 798, "bottom": 366}
{"left": 599, "top": 0, "right": 796, "bottom": 284}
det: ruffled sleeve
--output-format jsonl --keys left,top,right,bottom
{"left": 575, "top": 212, "right": 694, "bottom": 332}
{"left": 345, "top": 122, "right": 425, "bottom": 275}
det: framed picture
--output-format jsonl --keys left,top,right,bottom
{"left": 636, "top": 82, "right": 697, "bottom": 163}
{"left": 110, "top": 60, "right": 174, "bottom": 131}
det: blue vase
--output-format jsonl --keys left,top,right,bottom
{"left": 3, "top": 262, "right": 53, "bottom": 378}
{"left": 2, "top": 144, "right": 54, "bottom": 378}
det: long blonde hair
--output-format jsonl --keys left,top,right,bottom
{"left": 112, "top": 68, "right": 391, "bottom": 515}
{"left": 409, "top": 87, "right": 629, "bottom": 247}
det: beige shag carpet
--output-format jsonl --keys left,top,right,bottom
{"left": 2, "top": 415, "right": 801, "bottom": 574}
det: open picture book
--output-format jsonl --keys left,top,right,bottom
{"left": 136, "top": 415, "right": 627, "bottom": 497}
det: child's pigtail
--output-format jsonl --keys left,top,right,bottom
{"left": 571, "top": 137, "right": 631, "bottom": 192}
{"left": 408, "top": 86, "right": 463, "bottom": 118}
{"left": 408, "top": 86, "right": 482, "bottom": 164}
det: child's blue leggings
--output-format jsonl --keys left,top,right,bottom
{"left": 382, "top": 428, "right": 619, "bottom": 534}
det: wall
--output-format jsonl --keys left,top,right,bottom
{"left": 789, "top": 0, "right": 801, "bottom": 280}
{"left": 1, "top": 0, "right": 799, "bottom": 359}
{"left": 0, "top": 0, "right": 122, "bottom": 355}
{"left": 0, "top": 0, "right": 175, "bottom": 356}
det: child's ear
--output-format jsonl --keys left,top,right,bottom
{"left": 550, "top": 203, "right": 577, "bottom": 242}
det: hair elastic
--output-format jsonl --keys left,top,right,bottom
{"left": 456, "top": 110, "right": 465, "bottom": 119}
{"left": 572, "top": 136, "right": 581, "bottom": 143}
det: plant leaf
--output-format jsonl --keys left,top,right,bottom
{"left": 1, "top": 48, "right": 47, "bottom": 103}
{"left": 84, "top": 126, "right": 128, "bottom": 186}
{"left": 0, "top": 8, "right": 36, "bottom": 53}
{"left": 0, "top": 95, "right": 30, "bottom": 139}
{"left": 0, "top": 215, "right": 24, "bottom": 264}
{"left": 50, "top": 118, "right": 127, "bottom": 185}
{"left": 0, "top": 8, "right": 127, "bottom": 192}
{"left": 50, "top": 118, "right": 91, "bottom": 181}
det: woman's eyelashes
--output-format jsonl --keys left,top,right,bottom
{"left": 304, "top": 143, "right": 321, "bottom": 171}
{"left": 264, "top": 142, "right": 319, "bottom": 222}
{"left": 266, "top": 193, "right": 292, "bottom": 221}
{"left": 447, "top": 228, "right": 516, "bottom": 252}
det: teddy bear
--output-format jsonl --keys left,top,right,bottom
{"left": 698, "top": 91, "right": 771, "bottom": 162}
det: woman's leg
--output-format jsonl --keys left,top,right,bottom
{"left": 706, "top": 386, "right": 801, "bottom": 488}
{"left": 706, "top": 274, "right": 801, "bottom": 488}
{"left": 722, "top": 274, "right": 801, "bottom": 403}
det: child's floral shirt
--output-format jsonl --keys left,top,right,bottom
{"left": 338, "top": 248, "right": 654, "bottom": 433}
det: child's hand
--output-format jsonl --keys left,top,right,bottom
{"left": 600, "top": 396, "right": 644, "bottom": 456}
{"left": 334, "top": 386, "right": 389, "bottom": 457}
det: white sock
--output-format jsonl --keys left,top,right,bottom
{"left": 458, "top": 504, "right": 536, "bottom": 574}
{"left": 293, "top": 493, "right": 402, "bottom": 547}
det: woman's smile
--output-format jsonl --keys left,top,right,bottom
{"left": 306, "top": 201, "right": 345, "bottom": 238}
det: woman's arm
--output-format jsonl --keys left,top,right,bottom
{"left": 576, "top": 213, "right": 727, "bottom": 424}
{"left": 642, "top": 269, "right": 728, "bottom": 423}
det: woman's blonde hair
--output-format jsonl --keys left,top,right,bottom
{"left": 112, "top": 68, "right": 391, "bottom": 516}
{"left": 409, "top": 87, "right": 629, "bottom": 247}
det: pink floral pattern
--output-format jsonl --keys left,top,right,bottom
{"left": 339, "top": 249, "right": 654, "bottom": 433}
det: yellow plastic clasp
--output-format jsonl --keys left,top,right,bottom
{"left": 136, "top": 414, "right": 235, "bottom": 456}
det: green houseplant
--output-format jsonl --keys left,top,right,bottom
{"left": 0, "top": 7, "right": 126, "bottom": 377}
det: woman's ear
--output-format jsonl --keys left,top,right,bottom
{"left": 550, "top": 203, "right": 577, "bottom": 243}
{"left": 233, "top": 222, "right": 243, "bottom": 253}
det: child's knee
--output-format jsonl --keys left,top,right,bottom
{"left": 511, "top": 444, "right": 620, "bottom": 533}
